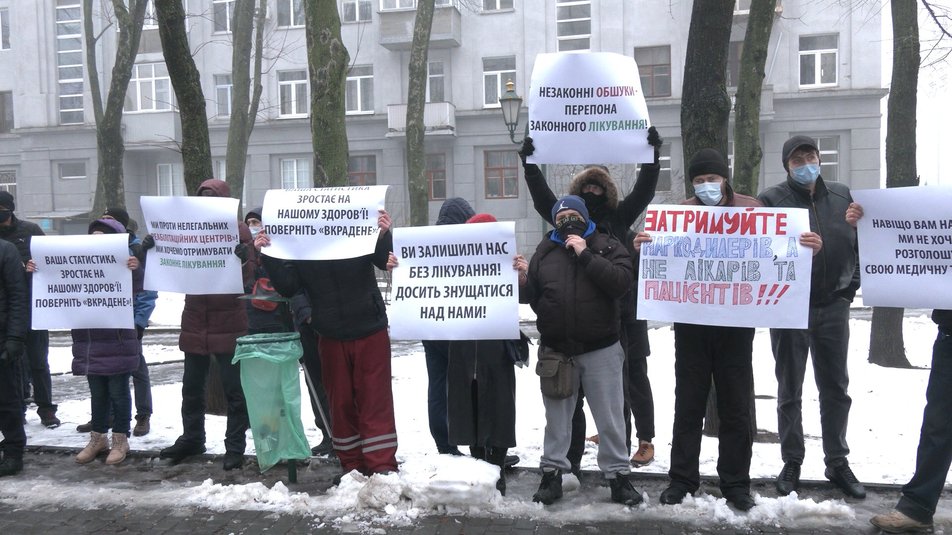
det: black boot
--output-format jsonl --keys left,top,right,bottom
{"left": 159, "top": 438, "right": 206, "bottom": 463}
{"left": 0, "top": 455, "right": 23, "bottom": 477}
{"left": 486, "top": 447, "right": 508, "bottom": 496}
{"left": 532, "top": 469, "right": 563, "bottom": 505}
{"left": 469, "top": 446, "right": 486, "bottom": 460}
{"left": 609, "top": 472, "right": 643, "bottom": 506}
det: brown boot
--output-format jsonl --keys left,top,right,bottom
{"left": 75, "top": 432, "right": 108, "bottom": 464}
{"left": 630, "top": 441, "right": 655, "bottom": 467}
{"left": 106, "top": 433, "right": 129, "bottom": 465}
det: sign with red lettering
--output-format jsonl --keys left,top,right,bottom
{"left": 636, "top": 205, "right": 812, "bottom": 328}
{"left": 527, "top": 52, "right": 653, "bottom": 164}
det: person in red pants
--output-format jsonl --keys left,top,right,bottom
{"left": 257, "top": 210, "right": 397, "bottom": 477}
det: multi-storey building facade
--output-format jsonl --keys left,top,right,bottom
{"left": 0, "top": 0, "right": 886, "bottom": 251}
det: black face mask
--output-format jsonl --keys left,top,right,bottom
{"left": 556, "top": 216, "right": 588, "bottom": 241}
{"left": 0, "top": 211, "right": 11, "bottom": 224}
{"left": 580, "top": 191, "right": 605, "bottom": 209}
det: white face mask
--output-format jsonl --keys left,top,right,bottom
{"left": 693, "top": 181, "right": 723, "bottom": 206}
{"left": 249, "top": 225, "right": 262, "bottom": 238}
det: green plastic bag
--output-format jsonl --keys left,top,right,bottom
{"left": 233, "top": 332, "right": 312, "bottom": 472}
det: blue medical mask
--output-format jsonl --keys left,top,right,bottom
{"left": 693, "top": 182, "right": 723, "bottom": 206}
{"left": 249, "top": 225, "right": 262, "bottom": 238}
{"left": 790, "top": 163, "right": 820, "bottom": 186}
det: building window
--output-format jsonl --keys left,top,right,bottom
{"left": 348, "top": 155, "right": 377, "bottom": 186}
{"left": 215, "top": 74, "right": 232, "bottom": 117}
{"left": 56, "top": 0, "right": 84, "bottom": 124}
{"left": 427, "top": 61, "right": 445, "bottom": 103}
{"left": 342, "top": 0, "right": 372, "bottom": 22}
{"left": 278, "top": 70, "right": 308, "bottom": 117}
{"left": 125, "top": 63, "right": 172, "bottom": 112}
{"left": 1, "top": 7, "right": 10, "bottom": 50}
{"left": 157, "top": 163, "right": 186, "bottom": 196}
{"left": 345, "top": 65, "right": 374, "bottom": 115}
{"left": 380, "top": 0, "right": 414, "bottom": 9}
{"left": 799, "top": 34, "right": 838, "bottom": 88}
{"left": 143, "top": 0, "right": 158, "bottom": 29}
{"left": 483, "top": 0, "right": 512, "bottom": 10}
{"left": 426, "top": 154, "right": 446, "bottom": 200}
{"left": 58, "top": 161, "right": 87, "bottom": 181}
{"left": 482, "top": 57, "right": 515, "bottom": 108}
{"left": 815, "top": 135, "right": 839, "bottom": 181}
{"left": 277, "top": 0, "right": 304, "bottom": 27}
{"left": 280, "top": 158, "right": 311, "bottom": 189}
{"left": 484, "top": 151, "right": 518, "bottom": 199}
{"left": 727, "top": 41, "right": 743, "bottom": 88}
{"left": 556, "top": 0, "right": 590, "bottom": 52}
{"left": 0, "top": 169, "right": 16, "bottom": 199}
{"left": 213, "top": 0, "right": 235, "bottom": 33}
{"left": 734, "top": 0, "right": 751, "bottom": 15}
{"left": 0, "top": 92, "right": 12, "bottom": 133}
{"left": 634, "top": 46, "right": 671, "bottom": 98}
{"left": 656, "top": 143, "right": 672, "bottom": 191}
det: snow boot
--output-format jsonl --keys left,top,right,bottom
{"left": 159, "top": 438, "right": 206, "bottom": 463}
{"left": 609, "top": 472, "right": 643, "bottom": 506}
{"left": 132, "top": 415, "right": 150, "bottom": 437}
{"left": 0, "top": 454, "right": 23, "bottom": 477}
{"left": 106, "top": 433, "right": 129, "bottom": 465}
{"left": 76, "top": 431, "right": 108, "bottom": 464}
{"left": 37, "top": 407, "right": 61, "bottom": 429}
{"left": 532, "top": 468, "right": 563, "bottom": 505}
{"left": 486, "top": 447, "right": 508, "bottom": 496}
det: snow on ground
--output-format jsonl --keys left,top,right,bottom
{"left": 13, "top": 292, "right": 945, "bottom": 528}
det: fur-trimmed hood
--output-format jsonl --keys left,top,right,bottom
{"left": 568, "top": 166, "right": 619, "bottom": 211}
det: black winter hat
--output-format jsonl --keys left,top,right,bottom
{"left": 103, "top": 207, "right": 130, "bottom": 229}
{"left": 0, "top": 191, "right": 14, "bottom": 211}
{"left": 688, "top": 149, "right": 730, "bottom": 181}
{"left": 782, "top": 135, "right": 819, "bottom": 171}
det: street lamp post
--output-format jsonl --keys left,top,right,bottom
{"left": 498, "top": 79, "right": 525, "bottom": 145}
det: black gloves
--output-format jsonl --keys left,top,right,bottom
{"left": 518, "top": 137, "right": 535, "bottom": 166}
{"left": 0, "top": 338, "right": 24, "bottom": 365}
{"left": 235, "top": 243, "right": 249, "bottom": 263}
{"left": 647, "top": 126, "right": 663, "bottom": 164}
{"left": 141, "top": 234, "right": 155, "bottom": 251}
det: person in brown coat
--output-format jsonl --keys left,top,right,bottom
{"left": 156, "top": 179, "right": 256, "bottom": 470}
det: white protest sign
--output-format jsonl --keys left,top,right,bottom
{"left": 261, "top": 186, "right": 389, "bottom": 260}
{"left": 637, "top": 205, "right": 813, "bottom": 329}
{"left": 31, "top": 234, "right": 134, "bottom": 329}
{"left": 140, "top": 196, "right": 244, "bottom": 295}
{"left": 389, "top": 222, "right": 520, "bottom": 341}
{"left": 852, "top": 187, "right": 952, "bottom": 308}
{"left": 527, "top": 52, "right": 652, "bottom": 164}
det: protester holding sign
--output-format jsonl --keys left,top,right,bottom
{"left": 258, "top": 207, "right": 399, "bottom": 480}
{"left": 67, "top": 218, "right": 142, "bottom": 466}
{"left": 759, "top": 135, "right": 864, "bottom": 499}
{"left": 634, "top": 149, "right": 763, "bottom": 511}
{"left": 521, "top": 195, "right": 643, "bottom": 506}
{"left": 520, "top": 131, "right": 661, "bottom": 470}
{"left": 155, "top": 179, "right": 256, "bottom": 471}
{"left": 0, "top": 236, "right": 28, "bottom": 477}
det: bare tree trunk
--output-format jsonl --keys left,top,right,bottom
{"left": 304, "top": 1, "right": 349, "bottom": 187}
{"left": 156, "top": 0, "right": 213, "bottom": 195}
{"left": 405, "top": 0, "right": 435, "bottom": 227}
{"left": 731, "top": 1, "right": 773, "bottom": 197}
{"left": 870, "top": 0, "right": 919, "bottom": 368}
{"left": 680, "top": 0, "right": 734, "bottom": 198}
{"left": 84, "top": 0, "right": 148, "bottom": 214}
{"left": 226, "top": 0, "right": 266, "bottom": 208}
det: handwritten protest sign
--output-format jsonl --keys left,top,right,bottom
{"left": 852, "top": 187, "right": 952, "bottom": 308}
{"left": 637, "top": 205, "right": 812, "bottom": 329}
{"left": 527, "top": 52, "right": 652, "bottom": 164}
{"left": 140, "top": 196, "right": 244, "bottom": 295}
{"left": 389, "top": 222, "right": 520, "bottom": 341}
{"left": 261, "top": 186, "right": 389, "bottom": 261}
{"left": 31, "top": 234, "right": 134, "bottom": 329}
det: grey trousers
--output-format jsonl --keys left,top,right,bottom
{"left": 540, "top": 342, "right": 629, "bottom": 477}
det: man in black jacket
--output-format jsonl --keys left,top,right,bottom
{"left": 758, "top": 135, "right": 864, "bottom": 499}
{"left": 0, "top": 236, "right": 29, "bottom": 476}
{"left": 0, "top": 192, "right": 59, "bottom": 429}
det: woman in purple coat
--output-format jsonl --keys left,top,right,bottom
{"left": 64, "top": 218, "right": 142, "bottom": 465}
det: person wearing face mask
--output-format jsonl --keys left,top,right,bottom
{"left": 520, "top": 130, "right": 663, "bottom": 473}
{"left": 634, "top": 149, "right": 764, "bottom": 511}
{"left": 758, "top": 135, "right": 864, "bottom": 500}
{"left": 520, "top": 195, "right": 644, "bottom": 506}
{"left": 242, "top": 208, "right": 292, "bottom": 335}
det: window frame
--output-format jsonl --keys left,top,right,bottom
{"left": 426, "top": 61, "right": 445, "bottom": 103}
{"left": 348, "top": 155, "right": 377, "bottom": 186}
{"left": 280, "top": 157, "right": 312, "bottom": 189}
{"left": 214, "top": 74, "right": 233, "bottom": 118}
{"left": 56, "top": 0, "right": 84, "bottom": 125}
{"left": 0, "top": 91, "right": 13, "bottom": 133}
{"left": 0, "top": 7, "right": 10, "bottom": 50}
{"left": 341, "top": 0, "right": 373, "bottom": 22}
{"left": 482, "top": 0, "right": 513, "bottom": 11}
{"left": 799, "top": 34, "right": 838, "bottom": 89}
{"left": 483, "top": 150, "right": 519, "bottom": 199}
{"left": 277, "top": 70, "right": 309, "bottom": 118}
{"left": 814, "top": 135, "right": 840, "bottom": 182}
{"left": 58, "top": 161, "right": 87, "bottom": 181}
{"left": 634, "top": 45, "right": 672, "bottom": 99}
{"left": 656, "top": 143, "right": 672, "bottom": 191}
{"left": 212, "top": 0, "right": 235, "bottom": 33}
{"left": 345, "top": 65, "right": 375, "bottom": 115}
{"left": 556, "top": 0, "right": 591, "bottom": 52}
{"left": 125, "top": 63, "right": 172, "bottom": 113}
{"left": 426, "top": 153, "right": 447, "bottom": 200}
{"left": 277, "top": 0, "right": 305, "bottom": 28}
{"left": 0, "top": 168, "right": 15, "bottom": 199}
{"left": 482, "top": 56, "right": 515, "bottom": 109}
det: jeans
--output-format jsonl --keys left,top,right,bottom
{"left": 896, "top": 329, "right": 952, "bottom": 523}
{"left": 132, "top": 350, "right": 152, "bottom": 418}
{"left": 422, "top": 340, "right": 456, "bottom": 454}
{"left": 88, "top": 374, "right": 132, "bottom": 435}
{"left": 772, "top": 298, "right": 851, "bottom": 466}
{"left": 23, "top": 329, "right": 55, "bottom": 411}
{"left": 180, "top": 353, "right": 249, "bottom": 454}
